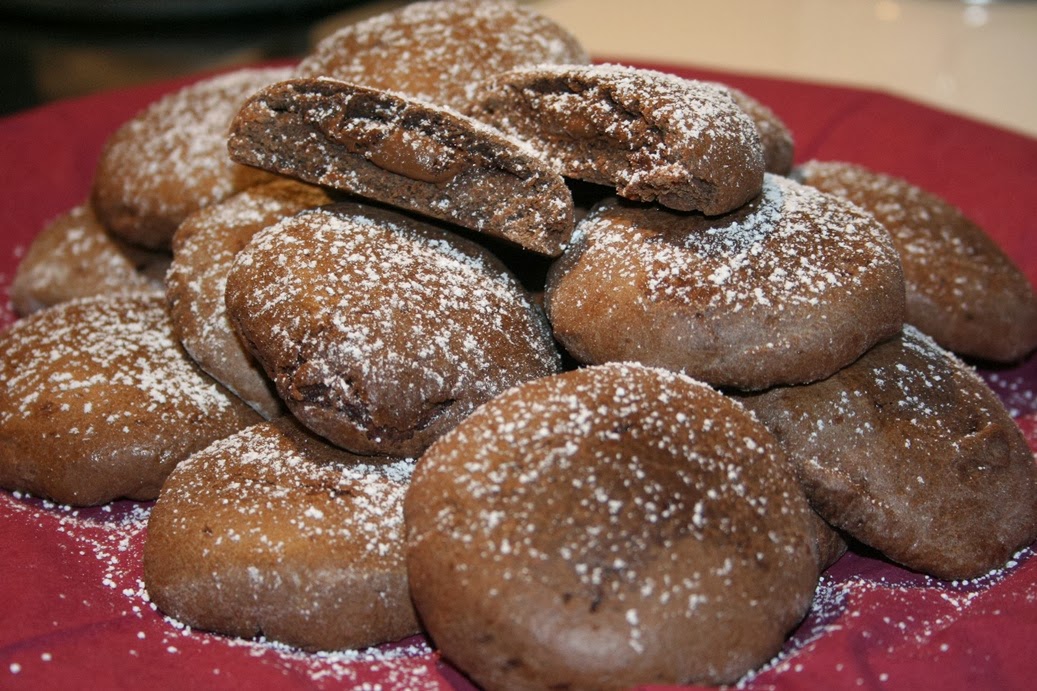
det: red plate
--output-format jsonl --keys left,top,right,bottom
{"left": 1, "top": 62, "right": 1035, "bottom": 690}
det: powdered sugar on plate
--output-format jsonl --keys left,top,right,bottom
{"left": 739, "top": 544, "right": 1037, "bottom": 689}
{"left": 0, "top": 490, "right": 456, "bottom": 689}
{"left": 4, "top": 478, "right": 1036, "bottom": 689}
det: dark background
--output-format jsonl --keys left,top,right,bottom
{"left": 0, "top": 0, "right": 387, "bottom": 115}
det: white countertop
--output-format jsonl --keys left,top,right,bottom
{"left": 527, "top": 0, "right": 1037, "bottom": 138}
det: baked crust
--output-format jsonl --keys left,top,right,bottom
{"left": 794, "top": 160, "right": 1037, "bottom": 362}
{"left": 738, "top": 326, "right": 1037, "bottom": 580}
{"left": 406, "top": 362, "right": 819, "bottom": 689}
{"left": 144, "top": 417, "right": 419, "bottom": 651}
{"left": 224, "top": 203, "right": 562, "bottom": 457}
{"left": 0, "top": 293, "right": 261, "bottom": 506}
{"left": 545, "top": 175, "right": 906, "bottom": 390}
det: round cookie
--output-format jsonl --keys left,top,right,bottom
{"left": 737, "top": 325, "right": 1037, "bottom": 581}
{"left": 405, "top": 362, "right": 819, "bottom": 689}
{"left": 466, "top": 64, "right": 765, "bottom": 215}
{"left": 793, "top": 160, "right": 1037, "bottom": 362}
{"left": 228, "top": 77, "right": 575, "bottom": 256}
{"left": 10, "top": 203, "right": 169, "bottom": 316}
{"left": 295, "top": 0, "right": 589, "bottom": 110}
{"left": 544, "top": 174, "right": 906, "bottom": 391}
{"left": 0, "top": 293, "right": 261, "bottom": 506}
{"left": 224, "top": 203, "right": 562, "bottom": 457}
{"left": 725, "top": 85, "right": 795, "bottom": 175}
{"left": 144, "top": 416, "right": 419, "bottom": 652}
{"left": 166, "top": 180, "right": 337, "bottom": 418}
{"left": 92, "top": 66, "right": 291, "bottom": 251}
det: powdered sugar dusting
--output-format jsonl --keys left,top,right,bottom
{"left": 794, "top": 160, "right": 990, "bottom": 292}
{"left": 547, "top": 173, "right": 903, "bottom": 389}
{"left": 793, "top": 159, "right": 1037, "bottom": 361}
{"left": 11, "top": 204, "right": 158, "bottom": 315}
{"left": 982, "top": 363, "right": 1037, "bottom": 417}
{"left": 559, "top": 173, "right": 898, "bottom": 327}
{"left": 645, "top": 175, "right": 894, "bottom": 309}
{"left": 0, "top": 490, "right": 447, "bottom": 689}
{"left": 94, "top": 66, "right": 291, "bottom": 237}
{"left": 771, "top": 325, "right": 1003, "bottom": 455}
{"left": 295, "top": 0, "right": 588, "bottom": 109}
{"left": 0, "top": 293, "right": 238, "bottom": 427}
{"left": 226, "top": 205, "right": 560, "bottom": 453}
{"left": 739, "top": 324, "right": 1037, "bottom": 581}
{"left": 161, "top": 420, "right": 415, "bottom": 565}
{"left": 166, "top": 181, "right": 333, "bottom": 416}
{"left": 416, "top": 361, "right": 810, "bottom": 581}
{"left": 739, "top": 545, "right": 1037, "bottom": 689}
{"left": 408, "top": 362, "right": 818, "bottom": 683}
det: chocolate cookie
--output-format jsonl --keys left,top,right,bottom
{"left": 545, "top": 174, "right": 906, "bottom": 390}
{"left": 295, "top": 0, "right": 588, "bottom": 110}
{"left": 793, "top": 160, "right": 1037, "bottom": 362}
{"left": 144, "top": 416, "right": 419, "bottom": 651}
{"left": 228, "top": 78, "right": 575, "bottom": 256}
{"left": 92, "top": 66, "right": 291, "bottom": 250}
{"left": 466, "top": 64, "right": 765, "bottom": 215}
{"left": 809, "top": 510, "right": 848, "bottom": 573}
{"left": 0, "top": 293, "right": 261, "bottom": 506}
{"left": 405, "top": 362, "right": 818, "bottom": 689}
{"left": 224, "top": 203, "right": 562, "bottom": 457}
{"left": 10, "top": 203, "right": 169, "bottom": 316}
{"left": 726, "top": 86, "right": 795, "bottom": 175}
{"left": 166, "top": 180, "right": 336, "bottom": 418}
{"left": 737, "top": 326, "right": 1037, "bottom": 581}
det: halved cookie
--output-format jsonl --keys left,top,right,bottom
{"left": 793, "top": 160, "right": 1037, "bottom": 362}
{"left": 737, "top": 325, "right": 1037, "bottom": 581}
{"left": 466, "top": 64, "right": 766, "bottom": 215}
{"left": 544, "top": 174, "right": 906, "bottom": 390}
{"left": 228, "top": 78, "right": 575, "bottom": 256}
{"left": 0, "top": 293, "right": 261, "bottom": 506}
{"left": 145, "top": 416, "right": 420, "bottom": 651}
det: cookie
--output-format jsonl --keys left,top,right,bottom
{"left": 465, "top": 63, "right": 765, "bottom": 215}
{"left": 228, "top": 77, "right": 575, "bottom": 256}
{"left": 92, "top": 66, "right": 291, "bottom": 250}
{"left": 544, "top": 174, "right": 906, "bottom": 390}
{"left": 295, "top": 0, "right": 588, "bottom": 110}
{"left": 737, "top": 326, "right": 1037, "bottom": 581}
{"left": 144, "top": 416, "right": 419, "bottom": 651}
{"left": 405, "top": 362, "right": 819, "bottom": 689}
{"left": 809, "top": 510, "right": 848, "bottom": 572}
{"left": 224, "top": 203, "right": 562, "bottom": 457}
{"left": 166, "top": 180, "right": 337, "bottom": 418}
{"left": 793, "top": 160, "right": 1037, "bottom": 362}
{"left": 10, "top": 203, "right": 169, "bottom": 316}
{"left": 0, "top": 293, "right": 261, "bottom": 506}
{"left": 726, "top": 86, "right": 795, "bottom": 175}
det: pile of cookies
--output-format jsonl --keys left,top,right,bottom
{"left": 2, "top": 1, "right": 1036, "bottom": 688}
